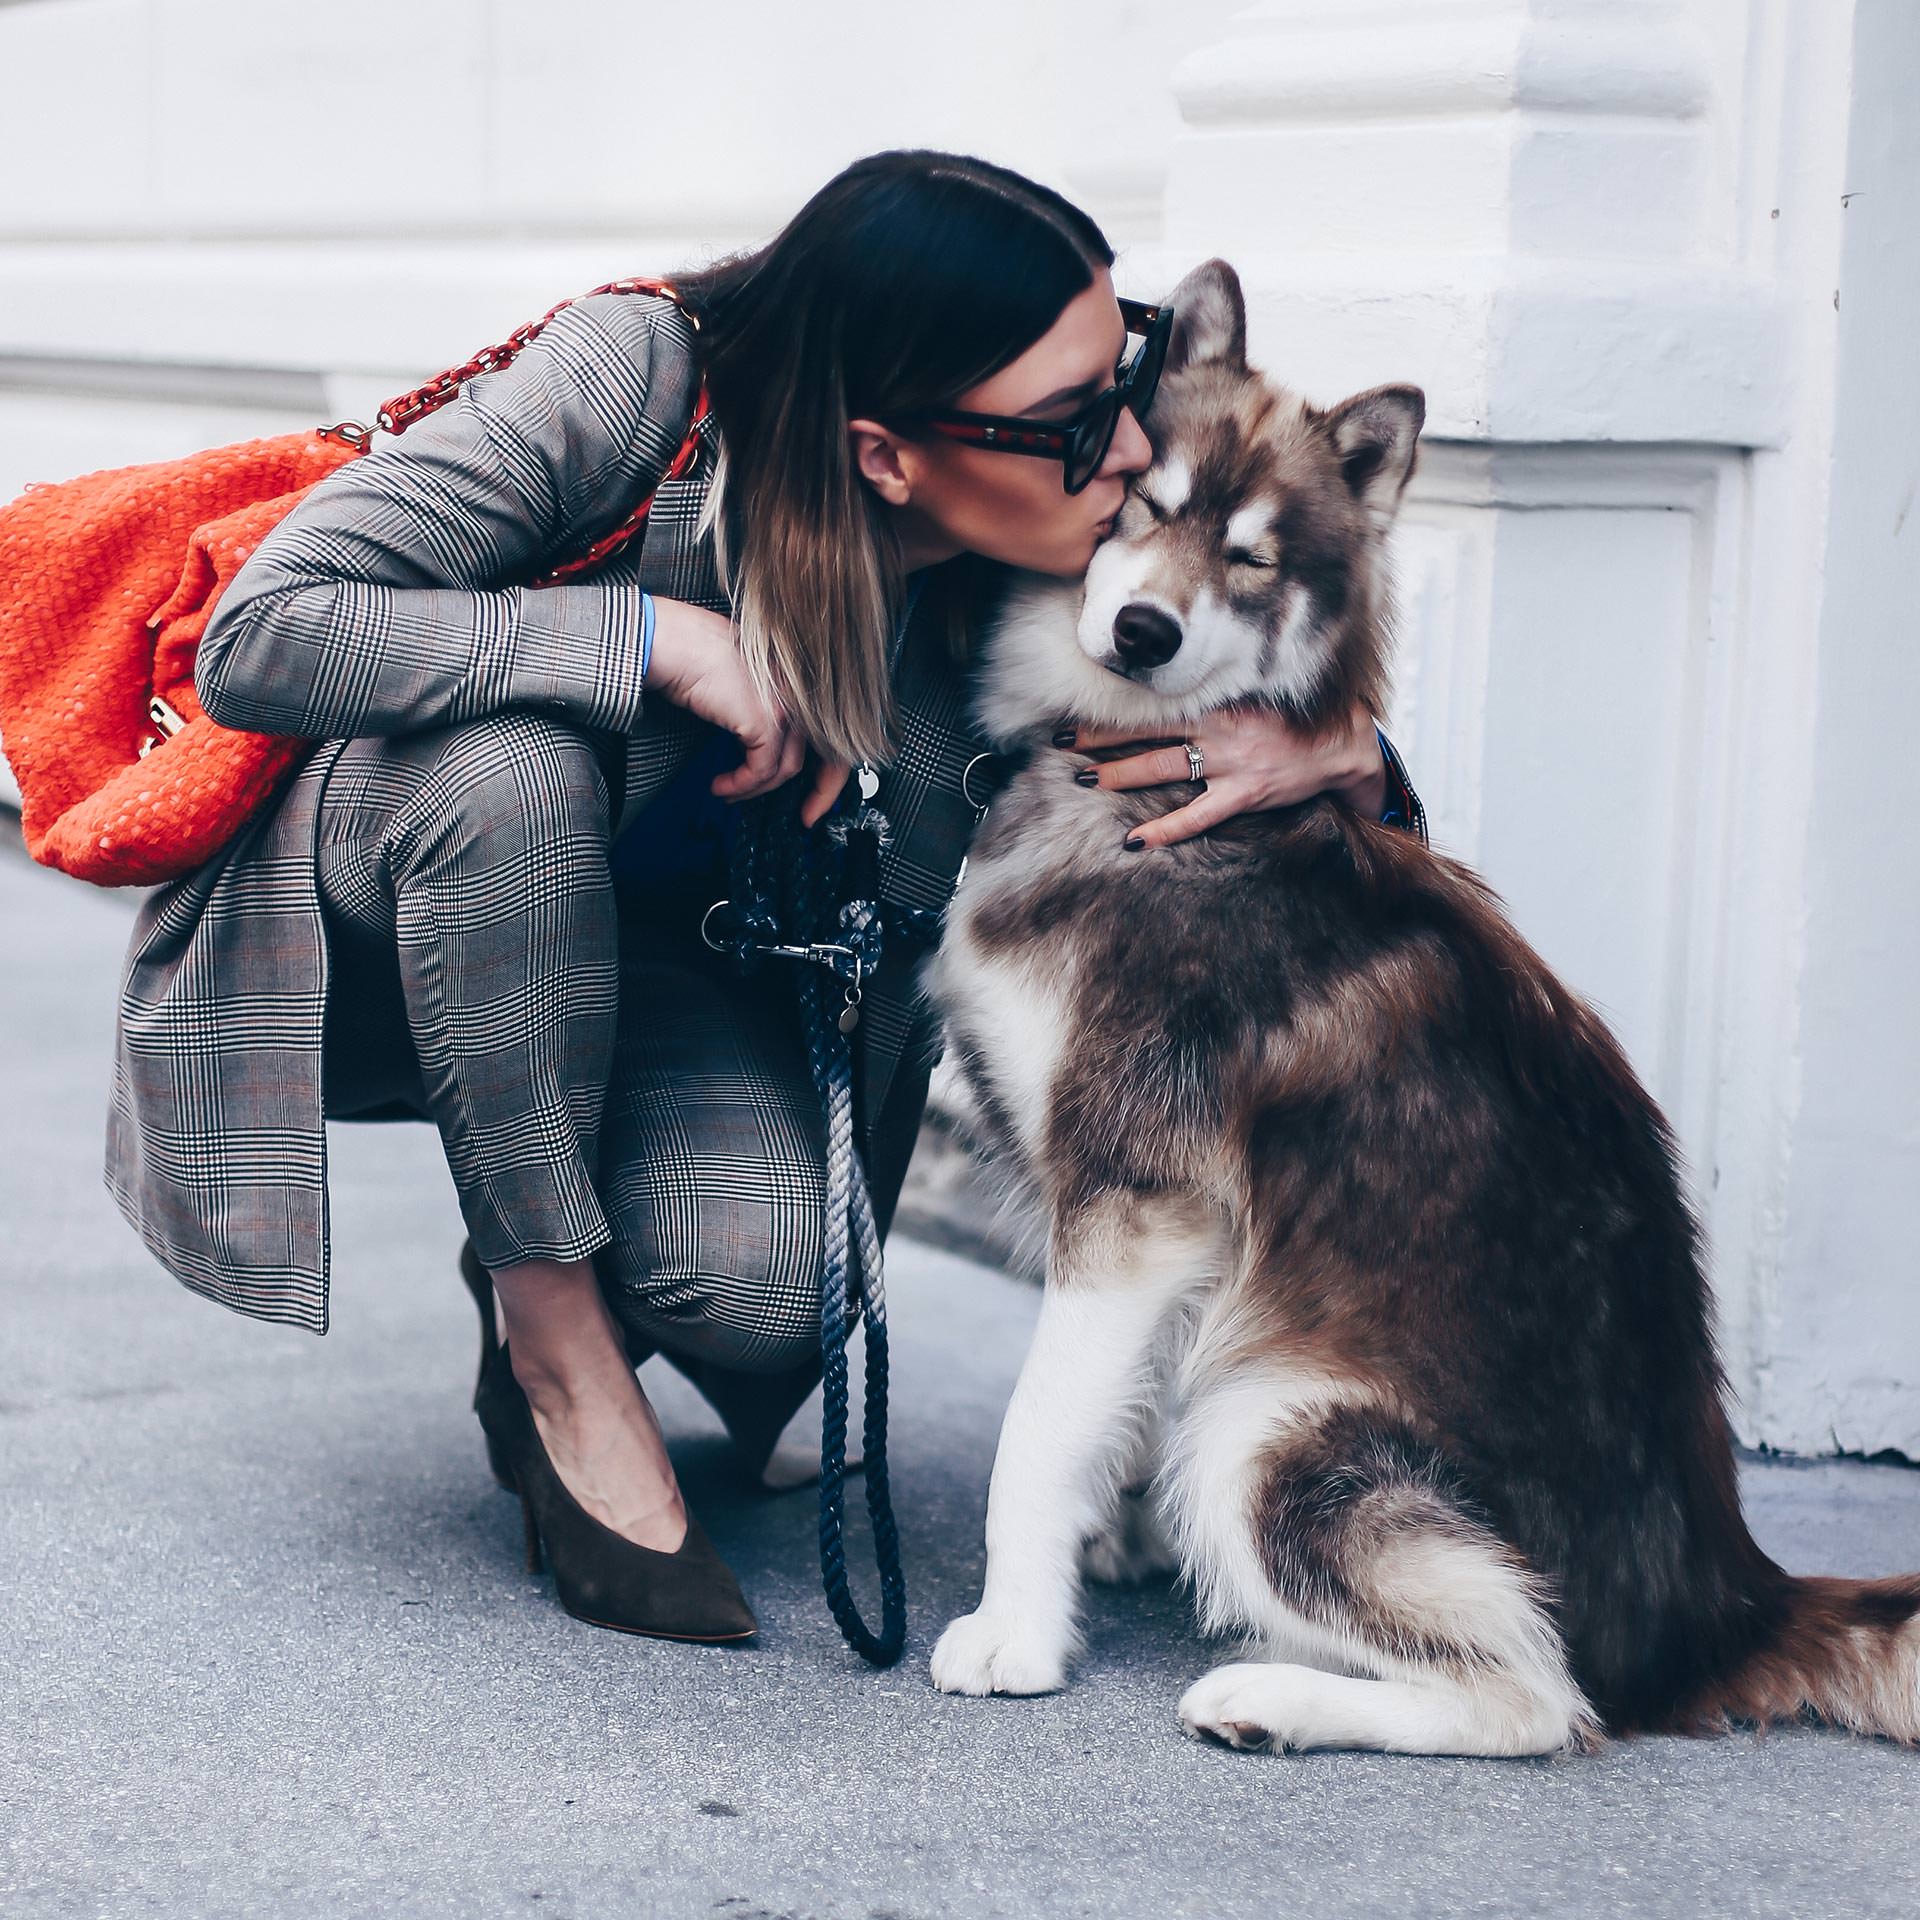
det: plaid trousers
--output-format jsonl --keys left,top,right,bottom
{"left": 315, "top": 709, "right": 826, "bottom": 1375}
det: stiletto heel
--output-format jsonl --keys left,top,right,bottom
{"left": 456, "top": 1237, "right": 499, "bottom": 1397}
{"left": 520, "top": 1488, "right": 544, "bottom": 1575}
{"left": 474, "top": 1335, "right": 757, "bottom": 1643}
{"left": 458, "top": 1240, "right": 519, "bottom": 1494}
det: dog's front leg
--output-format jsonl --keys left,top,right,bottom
{"left": 931, "top": 1198, "right": 1210, "bottom": 1697}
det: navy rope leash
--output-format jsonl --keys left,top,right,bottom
{"left": 705, "top": 783, "right": 916, "bottom": 1667}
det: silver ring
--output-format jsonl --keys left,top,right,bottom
{"left": 1184, "top": 742, "right": 1205, "bottom": 783}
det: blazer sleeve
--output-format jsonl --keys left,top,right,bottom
{"left": 194, "top": 290, "right": 702, "bottom": 742}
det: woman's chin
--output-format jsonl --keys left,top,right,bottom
{"left": 994, "top": 531, "right": 1108, "bottom": 580}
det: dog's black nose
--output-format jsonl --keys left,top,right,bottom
{"left": 1111, "top": 602, "right": 1182, "bottom": 670}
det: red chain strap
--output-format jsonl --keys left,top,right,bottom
{"left": 317, "top": 276, "right": 713, "bottom": 587}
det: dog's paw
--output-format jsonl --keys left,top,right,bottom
{"left": 1082, "top": 1490, "right": 1177, "bottom": 1586}
{"left": 1177, "top": 1663, "right": 1300, "bottom": 1752}
{"left": 930, "top": 1611, "right": 1068, "bottom": 1696}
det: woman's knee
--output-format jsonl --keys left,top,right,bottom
{"left": 386, "top": 712, "right": 614, "bottom": 889}
{"left": 598, "top": 1155, "right": 826, "bottom": 1375}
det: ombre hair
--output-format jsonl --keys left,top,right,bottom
{"left": 669, "top": 150, "right": 1113, "bottom": 768}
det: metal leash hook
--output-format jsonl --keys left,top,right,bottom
{"left": 700, "top": 901, "right": 869, "bottom": 1036}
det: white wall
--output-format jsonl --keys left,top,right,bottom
{"left": 1, "top": 0, "right": 1912, "bottom": 1452}
{"left": 1761, "top": 0, "right": 1920, "bottom": 1455}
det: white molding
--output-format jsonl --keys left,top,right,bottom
{"left": 1115, "top": 250, "right": 1793, "bottom": 451}
{"left": 1175, "top": 0, "right": 1714, "bottom": 127}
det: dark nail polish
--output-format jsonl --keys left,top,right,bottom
{"left": 1074, "top": 768, "right": 1100, "bottom": 788}
{"left": 1123, "top": 835, "right": 1145, "bottom": 851}
{"left": 1051, "top": 727, "right": 1077, "bottom": 749}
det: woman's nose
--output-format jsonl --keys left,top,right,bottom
{"left": 1103, "top": 407, "right": 1153, "bottom": 480}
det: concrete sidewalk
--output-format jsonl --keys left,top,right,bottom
{"left": 3, "top": 840, "right": 1918, "bottom": 1920}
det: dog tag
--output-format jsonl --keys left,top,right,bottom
{"left": 856, "top": 764, "right": 880, "bottom": 801}
{"left": 838, "top": 992, "right": 862, "bottom": 1034}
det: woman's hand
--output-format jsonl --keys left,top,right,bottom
{"left": 1058, "top": 698, "right": 1388, "bottom": 850}
{"left": 646, "top": 597, "right": 849, "bottom": 827}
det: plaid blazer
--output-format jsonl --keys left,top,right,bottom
{"left": 105, "top": 291, "right": 994, "bottom": 1333}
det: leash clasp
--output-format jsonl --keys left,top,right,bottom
{"left": 701, "top": 899, "right": 863, "bottom": 985}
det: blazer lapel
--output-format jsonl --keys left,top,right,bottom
{"left": 856, "top": 581, "right": 993, "bottom": 1135}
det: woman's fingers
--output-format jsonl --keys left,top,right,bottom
{"left": 710, "top": 723, "right": 847, "bottom": 823}
{"left": 1122, "top": 781, "right": 1240, "bottom": 850}
{"left": 775, "top": 724, "right": 811, "bottom": 792}
{"left": 1054, "top": 721, "right": 1168, "bottom": 754}
{"left": 799, "top": 758, "right": 853, "bottom": 830}
{"left": 708, "top": 711, "right": 793, "bottom": 800}
{"left": 1080, "top": 743, "right": 1205, "bottom": 791}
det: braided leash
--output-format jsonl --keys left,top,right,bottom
{"left": 705, "top": 785, "right": 912, "bottom": 1667}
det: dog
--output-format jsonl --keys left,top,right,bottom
{"left": 922, "top": 257, "right": 1920, "bottom": 1757}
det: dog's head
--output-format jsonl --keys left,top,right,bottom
{"left": 977, "top": 259, "right": 1424, "bottom": 744}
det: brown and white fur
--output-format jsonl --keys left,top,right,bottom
{"left": 923, "top": 258, "right": 1920, "bottom": 1757}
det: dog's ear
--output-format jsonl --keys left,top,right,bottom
{"left": 1322, "top": 385, "right": 1425, "bottom": 531}
{"left": 1163, "top": 258, "right": 1247, "bottom": 374}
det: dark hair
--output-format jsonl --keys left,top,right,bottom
{"left": 669, "top": 149, "right": 1114, "bottom": 765}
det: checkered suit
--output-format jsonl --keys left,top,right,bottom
{"left": 107, "top": 291, "right": 991, "bottom": 1336}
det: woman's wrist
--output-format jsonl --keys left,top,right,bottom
{"left": 641, "top": 593, "right": 726, "bottom": 707}
{"left": 1333, "top": 715, "right": 1390, "bottom": 820}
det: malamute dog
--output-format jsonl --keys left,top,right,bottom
{"left": 924, "top": 258, "right": 1920, "bottom": 1756}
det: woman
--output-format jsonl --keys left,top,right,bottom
{"left": 108, "top": 149, "right": 1423, "bottom": 1643}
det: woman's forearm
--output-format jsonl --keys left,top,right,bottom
{"left": 195, "top": 291, "right": 700, "bottom": 743}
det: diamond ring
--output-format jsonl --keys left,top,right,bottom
{"left": 1184, "top": 742, "right": 1205, "bottom": 783}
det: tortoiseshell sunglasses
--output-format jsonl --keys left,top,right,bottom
{"left": 892, "top": 297, "right": 1174, "bottom": 495}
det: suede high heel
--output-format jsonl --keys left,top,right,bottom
{"left": 472, "top": 1333, "right": 758, "bottom": 1643}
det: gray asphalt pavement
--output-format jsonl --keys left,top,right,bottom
{"left": 4, "top": 837, "right": 1919, "bottom": 1920}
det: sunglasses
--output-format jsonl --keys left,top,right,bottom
{"left": 892, "top": 296, "right": 1174, "bottom": 496}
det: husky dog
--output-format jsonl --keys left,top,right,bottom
{"left": 923, "top": 258, "right": 1920, "bottom": 1757}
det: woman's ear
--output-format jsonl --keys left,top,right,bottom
{"left": 847, "top": 420, "right": 914, "bottom": 506}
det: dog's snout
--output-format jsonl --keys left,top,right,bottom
{"left": 1111, "top": 602, "right": 1183, "bottom": 670}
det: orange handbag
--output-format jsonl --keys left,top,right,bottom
{"left": 0, "top": 277, "right": 708, "bottom": 887}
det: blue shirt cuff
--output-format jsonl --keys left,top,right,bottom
{"left": 1374, "top": 722, "right": 1403, "bottom": 826}
{"left": 639, "top": 590, "right": 656, "bottom": 685}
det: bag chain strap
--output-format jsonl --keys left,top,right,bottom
{"left": 317, "top": 276, "right": 711, "bottom": 588}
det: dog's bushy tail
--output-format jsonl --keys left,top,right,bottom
{"left": 1683, "top": 1573, "right": 1920, "bottom": 1740}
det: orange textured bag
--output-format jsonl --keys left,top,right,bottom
{"left": 0, "top": 278, "right": 707, "bottom": 887}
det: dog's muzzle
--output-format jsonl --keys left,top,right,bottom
{"left": 1109, "top": 601, "right": 1183, "bottom": 674}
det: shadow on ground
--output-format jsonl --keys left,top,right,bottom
{"left": 4, "top": 842, "right": 1918, "bottom": 1920}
